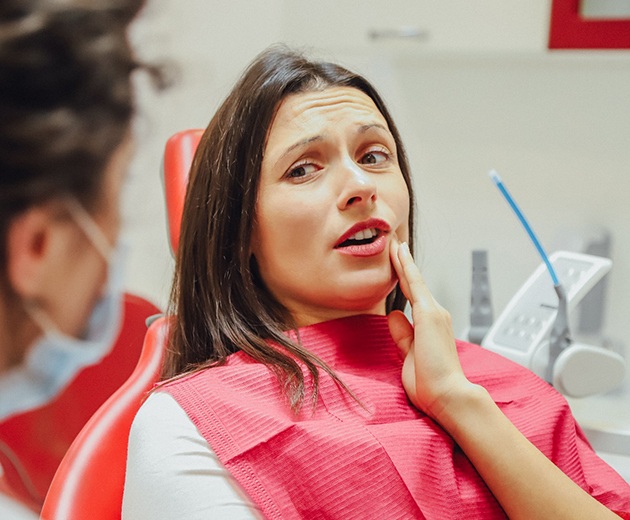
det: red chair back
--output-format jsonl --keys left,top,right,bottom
{"left": 40, "top": 316, "right": 168, "bottom": 520}
{"left": 0, "top": 293, "right": 160, "bottom": 513}
{"left": 162, "top": 129, "right": 203, "bottom": 254}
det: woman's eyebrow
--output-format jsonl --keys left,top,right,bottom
{"left": 275, "top": 135, "right": 323, "bottom": 167}
{"left": 358, "top": 123, "right": 390, "bottom": 135}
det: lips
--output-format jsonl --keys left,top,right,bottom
{"left": 334, "top": 218, "right": 390, "bottom": 257}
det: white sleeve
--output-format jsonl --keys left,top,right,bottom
{"left": 122, "top": 392, "right": 263, "bottom": 520}
{"left": 0, "top": 494, "right": 39, "bottom": 520}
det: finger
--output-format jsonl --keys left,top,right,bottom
{"left": 387, "top": 310, "right": 414, "bottom": 357}
{"left": 397, "top": 242, "right": 438, "bottom": 310}
{"left": 390, "top": 238, "right": 412, "bottom": 301}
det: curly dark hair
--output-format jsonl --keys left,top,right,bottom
{"left": 0, "top": 0, "right": 151, "bottom": 269}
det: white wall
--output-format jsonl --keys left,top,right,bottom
{"left": 124, "top": 1, "right": 630, "bottom": 354}
{"left": 389, "top": 52, "right": 630, "bottom": 348}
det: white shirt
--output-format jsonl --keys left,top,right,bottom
{"left": 0, "top": 494, "right": 38, "bottom": 520}
{"left": 122, "top": 392, "right": 262, "bottom": 519}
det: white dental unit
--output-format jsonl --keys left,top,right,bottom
{"left": 469, "top": 171, "right": 629, "bottom": 482}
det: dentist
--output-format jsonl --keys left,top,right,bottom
{"left": 0, "top": 0, "right": 145, "bottom": 421}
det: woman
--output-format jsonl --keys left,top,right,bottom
{"left": 0, "top": 0, "right": 149, "bottom": 408}
{"left": 0, "top": 0, "right": 157, "bottom": 514}
{"left": 123, "top": 47, "right": 630, "bottom": 519}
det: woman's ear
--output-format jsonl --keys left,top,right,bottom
{"left": 5, "top": 204, "right": 66, "bottom": 299}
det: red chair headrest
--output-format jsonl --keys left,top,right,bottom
{"left": 162, "top": 129, "right": 203, "bottom": 254}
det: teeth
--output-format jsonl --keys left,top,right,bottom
{"left": 349, "top": 228, "right": 377, "bottom": 241}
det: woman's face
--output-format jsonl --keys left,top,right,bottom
{"left": 252, "top": 87, "right": 410, "bottom": 327}
{"left": 44, "top": 136, "right": 132, "bottom": 339}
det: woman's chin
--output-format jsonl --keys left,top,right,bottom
{"left": 332, "top": 280, "right": 397, "bottom": 314}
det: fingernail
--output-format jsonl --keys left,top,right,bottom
{"left": 399, "top": 241, "right": 411, "bottom": 259}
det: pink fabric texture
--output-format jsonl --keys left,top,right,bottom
{"left": 165, "top": 315, "right": 630, "bottom": 519}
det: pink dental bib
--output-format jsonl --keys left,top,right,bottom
{"left": 165, "top": 315, "right": 630, "bottom": 519}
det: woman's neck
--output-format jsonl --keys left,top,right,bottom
{"left": 0, "top": 294, "right": 39, "bottom": 373}
{"left": 290, "top": 302, "right": 387, "bottom": 329}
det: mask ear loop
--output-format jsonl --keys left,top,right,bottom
{"left": 63, "top": 196, "right": 114, "bottom": 262}
{"left": 23, "top": 299, "right": 62, "bottom": 337}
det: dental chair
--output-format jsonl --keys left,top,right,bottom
{"left": 40, "top": 129, "right": 203, "bottom": 519}
{"left": 0, "top": 293, "right": 161, "bottom": 514}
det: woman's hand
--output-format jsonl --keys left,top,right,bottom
{"left": 387, "top": 239, "right": 477, "bottom": 421}
{"left": 387, "top": 240, "right": 623, "bottom": 519}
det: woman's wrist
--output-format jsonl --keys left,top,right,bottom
{"left": 429, "top": 380, "right": 495, "bottom": 438}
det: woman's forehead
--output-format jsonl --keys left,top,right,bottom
{"left": 265, "top": 87, "right": 389, "bottom": 151}
{"left": 275, "top": 87, "right": 384, "bottom": 125}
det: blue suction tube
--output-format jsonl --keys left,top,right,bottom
{"left": 488, "top": 170, "right": 559, "bottom": 287}
{"left": 489, "top": 170, "right": 571, "bottom": 382}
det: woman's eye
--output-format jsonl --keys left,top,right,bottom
{"left": 360, "top": 149, "right": 389, "bottom": 165}
{"left": 286, "top": 162, "right": 318, "bottom": 180}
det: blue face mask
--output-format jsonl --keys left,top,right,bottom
{"left": 0, "top": 198, "right": 126, "bottom": 421}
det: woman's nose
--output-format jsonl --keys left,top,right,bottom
{"left": 336, "top": 161, "right": 377, "bottom": 210}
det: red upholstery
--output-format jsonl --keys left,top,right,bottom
{"left": 162, "top": 129, "right": 203, "bottom": 254}
{"left": 40, "top": 316, "right": 169, "bottom": 520}
{"left": 0, "top": 293, "right": 160, "bottom": 513}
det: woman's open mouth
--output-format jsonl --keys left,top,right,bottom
{"left": 335, "top": 220, "right": 390, "bottom": 257}
{"left": 336, "top": 227, "right": 380, "bottom": 248}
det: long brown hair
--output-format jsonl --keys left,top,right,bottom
{"left": 164, "top": 46, "right": 416, "bottom": 411}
